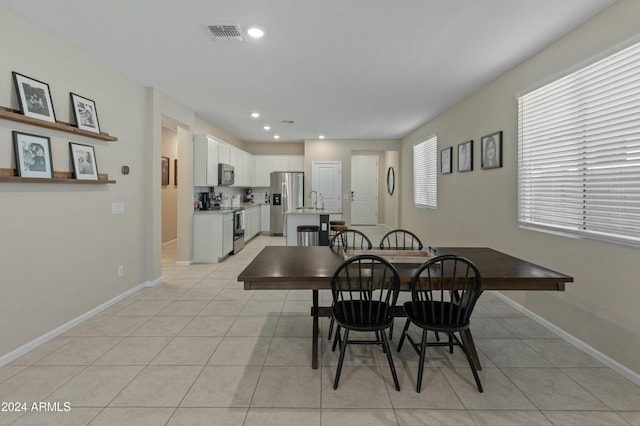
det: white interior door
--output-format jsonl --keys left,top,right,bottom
{"left": 312, "top": 161, "right": 342, "bottom": 212}
{"left": 351, "top": 155, "right": 378, "bottom": 225}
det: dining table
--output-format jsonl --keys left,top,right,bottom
{"left": 237, "top": 246, "right": 574, "bottom": 369}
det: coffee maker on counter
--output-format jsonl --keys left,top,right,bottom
{"left": 243, "top": 188, "right": 254, "bottom": 203}
{"left": 198, "top": 191, "right": 222, "bottom": 210}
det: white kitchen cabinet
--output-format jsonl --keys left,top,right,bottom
{"left": 244, "top": 205, "right": 260, "bottom": 241}
{"left": 193, "top": 212, "right": 234, "bottom": 263}
{"left": 218, "top": 143, "right": 231, "bottom": 165}
{"left": 243, "top": 152, "right": 255, "bottom": 187}
{"left": 255, "top": 156, "right": 273, "bottom": 187}
{"left": 253, "top": 155, "right": 304, "bottom": 187}
{"left": 193, "top": 135, "right": 219, "bottom": 186}
{"left": 260, "top": 204, "right": 270, "bottom": 233}
{"left": 273, "top": 156, "right": 288, "bottom": 172}
{"left": 288, "top": 156, "right": 303, "bottom": 171}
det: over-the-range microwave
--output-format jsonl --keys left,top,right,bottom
{"left": 218, "top": 163, "right": 235, "bottom": 186}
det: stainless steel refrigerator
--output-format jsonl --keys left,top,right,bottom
{"left": 270, "top": 171, "right": 304, "bottom": 235}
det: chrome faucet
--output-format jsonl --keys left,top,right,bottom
{"left": 309, "top": 191, "right": 318, "bottom": 209}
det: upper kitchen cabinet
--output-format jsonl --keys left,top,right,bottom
{"left": 233, "top": 150, "right": 255, "bottom": 187}
{"left": 193, "top": 134, "right": 219, "bottom": 186}
{"left": 254, "top": 155, "right": 304, "bottom": 187}
{"left": 218, "top": 142, "right": 231, "bottom": 165}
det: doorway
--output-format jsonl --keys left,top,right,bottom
{"left": 351, "top": 155, "right": 378, "bottom": 225}
{"left": 161, "top": 126, "right": 178, "bottom": 243}
{"left": 311, "top": 161, "right": 342, "bottom": 212}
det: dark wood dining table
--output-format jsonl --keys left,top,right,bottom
{"left": 238, "top": 246, "right": 574, "bottom": 369}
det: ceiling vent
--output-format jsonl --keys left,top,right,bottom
{"left": 207, "top": 24, "right": 244, "bottom": 41}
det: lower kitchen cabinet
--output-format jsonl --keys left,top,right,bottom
{"left": 193, "top": 212, "right": 234, "bottom": 263}
{"left": 244, "top": 205, "right": 261, "bottom": 241}
{"left": 260, "top": 204, "right": 270, "bottom": 233}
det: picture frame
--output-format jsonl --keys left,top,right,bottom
{"left": 481, "top": 130, "right": 503, "bottom": 169}
{"left": 174, "top": 159, "right": 178, "bottom": 186}
{"left": 70, "top": 93, "right": 101, "bottom": 134}
{"left": 12, "top": 72, "right": 57, "bottom": 123}
{"left": 69, "top": 142, "right": 99, "bottom": 180}
{"left": 458, "top": 140, "right": 473, "bottom": 172}
{"left": 162, "top": 157, "right": 170, "bottom": 185}
{"left": 440, "top": 147, "right": 453, "bottom": 174}
{"left": 13, "top": 131, "right": 54, "bottom": 178}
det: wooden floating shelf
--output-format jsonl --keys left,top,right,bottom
{"left": 0, "top": 168, "right": 115, "bottom": 184}
{"left": 0, "top": 106, "right": 118, "bottom": 142}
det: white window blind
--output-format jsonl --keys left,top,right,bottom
{"left": 518, "top": 41, "right": 640, "bottom": 248}
{"left": 413, "top": 136, "right": 438, "bottom": 209}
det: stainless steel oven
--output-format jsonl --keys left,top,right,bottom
{"left": 232, "top": 208, "right": 244, "bottom": 254}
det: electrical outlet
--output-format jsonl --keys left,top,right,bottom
{"left": 117, "top": 265, "right": 124, "bottom": 277}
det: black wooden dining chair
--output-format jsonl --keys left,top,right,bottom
{"left": 329, "top": 229, "right": 373, "bottom": 251}
{"left": 379, "top": 229, "right": 424, "bottom": 250}
{"left": 379, "top": 228, "right": 423, "bottom": 339}
{"left": 331, "top": 254, "right": 401, "bottom": 390}
{"left": 397, "top": 255, "right": 483, "bottom": 393}
{"left": 327, "top": 229, "right": 373, "bottom": 341}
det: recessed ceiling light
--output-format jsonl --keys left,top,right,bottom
{"left": 263, "top": 125, "right": 271, "bottom": 131}
{"left": 251, "top": 112, "right": 260, "bottom": 118}
{"left": 247, "top": 27, "right": 264, "bottom": 39}
{"left": 319, "top": 135, "right": 325, "bottom": 139}
{"left": 273, "top": 134, "right": 280, "bottom": 139}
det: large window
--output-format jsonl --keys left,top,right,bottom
{"left": 413, "top": 135, "right": 438, "bottom": 209}
{"left": 518, "top": 41, "right": 640, "bottom": 248}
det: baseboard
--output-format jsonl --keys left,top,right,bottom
{"left": 493, "top": 291, "right": 640, "bottom": 387}
{"left": 0, "top": 282, "right": 147, "bottom": 367}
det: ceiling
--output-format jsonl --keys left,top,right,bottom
{"left": 0, "top": 0, "right": 616, "bottom": 143}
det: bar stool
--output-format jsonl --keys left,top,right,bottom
{"left": 330, "top": 224, "right": 348, "bottom": 240}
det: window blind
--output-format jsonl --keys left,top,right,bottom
{"left": 518, "top": 41, "right": 640, "bottom": 248}
{"left": 413, "top": 136, "right": 438, "bottom": 209}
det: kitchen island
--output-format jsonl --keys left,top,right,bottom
{"left": 285, "top": 208, "right": 342, "bottom": 246}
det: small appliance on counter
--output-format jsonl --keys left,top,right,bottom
{"left": 243, "top": 188, "right": 254, "bottom": 203}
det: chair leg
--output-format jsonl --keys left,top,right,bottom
{"left": 381, "top": 329, "right": 400, "bottom": 391}
{"left": 396, "top": 318, "right": 411, "bottom": 352}
{"left": 389, "top": 318, "right": 394, "bottom": 340}
{"left": 333, "top": 329, "right": 350, "bottom": 390}
{"left": 332, "top": 326, "right": 341, "bottom": 352}
{"left": 459, "top": 331, "right": 483, "bottom": 393}
{"left": 449, "top": 333, "right": 454, "bottom": 354}
{"left": 416, "top": 328, "right": 429, "bottom": 393}
{"left": 328, "top": 316, "right": 335, "bottom": 340}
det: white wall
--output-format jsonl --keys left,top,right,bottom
{"left": 400, "top": 0, "right": 640, "bottom": 374}
{"left": 0, "top": 6, "right": 147, "bottom": 358}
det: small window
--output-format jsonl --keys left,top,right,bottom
{"left": 518, "top": 41, "right": 640, "bottom": 248}
{"left": 413, "top": 135, "right": 438, "bottom": 209}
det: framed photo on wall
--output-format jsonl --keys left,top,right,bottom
{"left": 458, "top": 140, "right": 473, "bottom": 172}
{"left": 70, "top": 93, "right": 101, "bottom": 134}
{"left": 13, "top": 131, "right": 54, "bottom": 178}
{"left": 69, "top": 142, "right": 99, "bottom": 180}
{"left": 162, "top": 157, "right": 170, "bottom": 185}
{"left": 174, "top": 159, "right": 178, "bottom": 186}
{"left": 12, "top": 72, "right": 57, "bottom": 123}
{"left": 440, "top": 147, "right": 452, "bottom": 174}
{"left": 481, "top": 131, "right": 503, "bottom": 169}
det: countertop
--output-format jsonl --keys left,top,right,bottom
{"left": 286, "top": 208, "right": 342, "bottom": 215}
{"left": 194, "top": 202, "right": 267, "bottom": 214}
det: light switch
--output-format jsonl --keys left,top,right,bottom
{"left": 111, "top": 202, "right": 125, "bottom": 214}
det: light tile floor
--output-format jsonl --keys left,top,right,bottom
{"left": 2, "top": 228, "right": 640, "bottom": 425}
